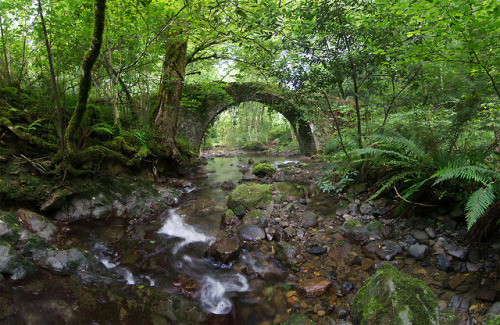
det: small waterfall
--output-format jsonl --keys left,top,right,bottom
{"left": 199, "top": 274, "right": 249, "bottom": 314}
{"left": 158, "top": 209, "right": 214, "bottom": 253}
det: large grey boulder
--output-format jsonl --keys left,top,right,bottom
{"left": 0, "top": 239, "right": 37, "bottom": 280}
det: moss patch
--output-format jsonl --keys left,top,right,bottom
{"left": 252, "top": 163, "right": 276, "bottom": 177}
{"left": 352, "top": 263, "right": 439, "bottom": 325}
{"left": 227, "top": 183, "right": 272, "bottom": 214}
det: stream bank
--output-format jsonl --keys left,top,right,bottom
{"left": 0, "top": 151, "right": 499, "bottom": 324}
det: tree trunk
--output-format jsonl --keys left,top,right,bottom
{"left": 64, "top": 0, "right": 106, "bottom": 153}
{"left": 37, "top": 0, "right": 65, "bottom": 152}
{"left": 0, "top": 15, "right": 12, "bottom": 86}
{"left": 152, "top": 26, "right": 188, "bottom": 160}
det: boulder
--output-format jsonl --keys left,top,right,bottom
{"left": 227, "top": 183, "right": 272, "bottom": 214}
{"left": 0, "top": 239, "right": 37, "bottom": 280}
{"left": 16, "top": 209, "right": 57, "bottom": 241}
{"left": 206, "top": 235, "right": 240, "bottom": 264}
{"left": 32, "top": 248, "right": 88, "bottom": 274}
{"left": 351, "top": 263, "right": 439, "bottom": 325}
{"left": 252, "top": 163, "right": 276, "bottom": 177}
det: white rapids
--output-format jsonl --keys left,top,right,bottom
{"left": 158, "top": 209, "right": 214, "bottom": 253}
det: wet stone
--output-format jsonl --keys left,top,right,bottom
{"left": 341, "top": 281, "right": 354, "bottom": 293}
{"left": 297, "top": 277, "right": 332, "bottom": 297}
{"left": 412, "top": 229, "right": 430, "bottom": 242}
{"left": 238, "top": 225, "right": 266, "bottom": 241}
{"left": 408, "top": 244, "right": 428, "bottom": 259}
{"left": 454, "top": 262, "right": 467, "bottom": 273}
{"left": 265, "top": 227, "right": 275, "bottom": 241}
{"left": 348, "top": 203, "right": 358, "bottom": 215}
{"left": 436, "top": 254, "right": 452, "bottom": 271}
{"left": 299, "top": 211, "right": 318, "bottom": 229}
{"left": 325, "top": 270, "right": 337, "bottom": 282}
{"left": 308, "top": 246, "right": 327, "bottom": 256}
{"left": 364, "top": 240, "right": 402, "bottom": 261}
{"left": 425, "top": 227, "right": 437, "bottom": 239}
{"left": 206, "top": 236, "right": 240, "bottom": 264}
{"left": 403, "top": 234, "right": 417, "bottom": 245}
{"left": 284, "top": 226, "right": 296, "bottom": 238}
{"left": 449, "top": 273, "right": 467, "bottom": 290}
{"left": 359, "top": 203, "right": 372, "bottom": 215}
{"left": 476, "top": 288, "right": 497, "bottom": 302}
{"left": 274, "top": 242, "right": 297, "bottom": 267}
{"left": 449, "top": 295, "right": 471, "bottom": 312}
{"left": 448, "top": 245, "right": 467, "bottom": 260}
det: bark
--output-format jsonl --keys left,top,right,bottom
{"left": 64, "top": 0, "right": 106, "bottom": 153}
{"left": 0, "top": 15, "right": 12, "bottom": 85}
{"left": 37, "top": 0, "right": 65, "bottom": 152}
{"left": 152, "top": 27, "right": 188, "bottom": 160}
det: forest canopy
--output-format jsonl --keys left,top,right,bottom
{"left": 0, "top": 0, "right": 499, "bottom": 233}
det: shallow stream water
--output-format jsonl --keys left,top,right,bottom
{"left": 61, "top": 154, "right": 301, "bottom": 322}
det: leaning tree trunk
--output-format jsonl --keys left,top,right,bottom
{"left": 152, "top": 27, "right": 188, "bottom": 160}
{"left": 64, "top": 0, "right": 106, "bottom": 153}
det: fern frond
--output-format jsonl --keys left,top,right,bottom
{"left": 353, "top": 147, "right": 418, "bottom": 165}
{"left": 432, "top": 163, "right": 497, "bottom": 187}
{"left": 90, "top": 123, "right": 114, "bottom": 135}
{"left": 368, "top": 171, "right": 413, "bottom": 200}
{"left": 465, "top": 184, "right": 496, "bottom": 230}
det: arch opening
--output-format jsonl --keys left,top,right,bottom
{"left": 202, "top": 101, "right": 299, "bottom": 152}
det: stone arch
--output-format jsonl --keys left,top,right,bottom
{"left": 177, "top": 82, "right": 317, "bottom": 156}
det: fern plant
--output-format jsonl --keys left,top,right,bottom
{"left": 352, "top": 130, "right": 499, "bottom": 230}
{"left": 431, "top": 163, "right": 499, "bottom": 229}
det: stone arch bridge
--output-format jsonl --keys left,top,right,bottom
{"left": 177, "top": 82, "right": 317, "bottom": 156}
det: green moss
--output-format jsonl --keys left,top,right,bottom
{"left": 252, "top": 163, "right": 276, "bottom": 177}
{"left": 352, "top": 263, "right": 439, "bottom": 325}
{"left": 227, "top": 183, "right": 272, "bottom": 213}
{"left": 281, "top": 313, "right": 314, "bottom": 324}
{"left": 486, "top": 316, "right": 500, "bottom": 325}
{"left": 341, "top": 219, "right": 362, "bottom": 232}
{"left": 366, "top": 220, "right": 384, "bottom": 232}
{"left": 270, "top": 182, "right": 305, "bottom": 199}
{"left": 22, "top": 235, "right": 52, "bottom": 255}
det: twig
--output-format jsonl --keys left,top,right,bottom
{"left": 14, "top": 154, "right": 46, "bottom": 172}
{"left": 393, "top": 186, "right": 438, "bottom": 207}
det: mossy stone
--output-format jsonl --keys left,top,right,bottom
{"left": 281, "top": 313, "right": 314, "bottom": 324}
{"left": 341, "top": 219, "right": 362, "bottom": 232}
{"left": 270, "top": 182, "right": 305, "bottom": 200}
{"left": 252, "top": 163, "right": 276, "bottom": 177}
{"left": 351, "top": 263, "right": 439, "bottom": 325}
{"left": 227, "top": 183, "right": 272, "bottom": 214}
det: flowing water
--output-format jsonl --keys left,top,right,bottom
{"left": 61, "top": 154, "right": 297, "bottom": 321}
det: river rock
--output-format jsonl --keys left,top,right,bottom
{"left": 360, "top": 203, "right": 372, "bottom": 215}
{"left": 448, "top": 295, "right": 470, "bottom": 312}
{"left": 238, "top": 225, "right": 266, "bottom": 241}
{"left": 341, "top": 219, "right": 389, "bottom": 242}
{"left": 351, "top": 263, "right": 439, "bottom": 325}
{"left": 270, "top": 182, "right": 305, "bottom": 202}
{"left": 424, "top": 227, "right": 437, "bottom": 239}
{"left": 447, "top": 245, "right": 467, "bottom": 260}
{"left": 308, "top": 246, "right": 327, "bottom": 256}
{"left": 436, "top": 254, "right": 452, "bottom": 271}
{"left": 221, "top": 209, "right": 242, "bottom": 228}
{"left": 252, "top": 163, "right": 276, "bottom": 177}
{"left": 0, "top": 239, "right": 37, "bottom": 280}
{"left": 282, "top": 313, "right": 314, "bottom": 324}
{"left": 299, "top": 211, "right": 318, "bottom": 229}
{"left": 412, "top": 229, "right": 430, "bottom": 242}
{"left": 16, "top": 209, "right": 57, "bottom": 241}
{"left": 476, "top": 287, "right": 497, "bottom": 301}
{"left": 274, "top": 242, "right": 297, "bottom": 267}
{"left": 408, "top": 244, "right": 428, "bottom": 259}
{"left": 32, "top": 248, "right": 88, "bottom": 274}
{"left": 227, "top": 183, "right": 272, "bottom": 214}
{"left": 486, "top": 302, "right": 500, "bottom": 322}
{"left": 206, "top": 235, "right": 240, "bottom": 264}
{"left": 297, "top": 277, "right": 331, "bottom": 297}
{"left": 364, "top": 240, "right": 402, "bottom": 261}
{"left": 221, "top": 181, "right": 236, "bottom": 190}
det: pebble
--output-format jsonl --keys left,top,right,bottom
{"left": 448, "top": 245, "right": 467, "bottom": 260}
{"left": 449, "top": 295, "right": 471, "bottom": 312}
{"left": 436, "top": 254, "right": 452, "bottom": 271}
{"left": 317, "top": 310, "right": 326, "bottom": 316}
{"left": 424, "top": 227, "right": 437, "bottom": 239}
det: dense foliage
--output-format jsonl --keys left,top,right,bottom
{"left": 0, "top": 0, "right": 498, "bottom": 232}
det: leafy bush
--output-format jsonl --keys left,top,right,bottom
{"left": 242, "top": 141, "right": 266, "bottom": 151}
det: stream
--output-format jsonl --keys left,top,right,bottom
{"left": 61, "top": 154, "right": 303, "bottom": 323}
